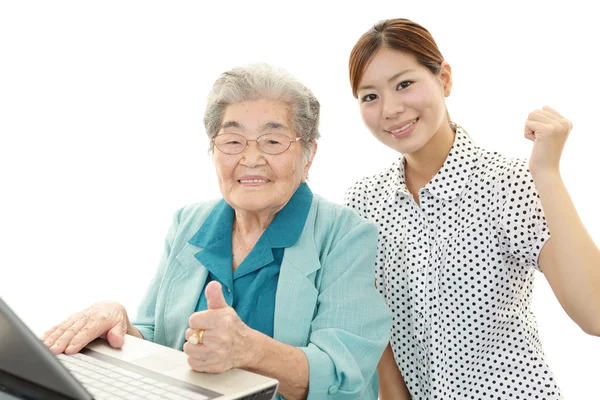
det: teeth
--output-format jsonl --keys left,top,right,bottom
{"left": 240, "top": 179, "right": 268, "bottom": 183}
{"left": 390, "top": 119, "right": 417, "bottom": 133}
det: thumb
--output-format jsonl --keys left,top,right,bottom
{"left": 206, "top": 281, "right": 228, "bottom": 309}
{"left": 105, "top": 322, "right": 126, "bottom": 349}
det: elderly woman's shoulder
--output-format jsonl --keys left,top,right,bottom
{"left": 177, "top": 199, "right": 221, "bottom": 217}
{"left": 166, "top": 199, "right": 222, "bottom": 234}
{"left": 305, "top": 194, "right": 379, "bottom": 254}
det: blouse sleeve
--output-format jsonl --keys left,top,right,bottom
{"left": 498, "top": 160, "right": 551, "bottom": 271}
{"left": 344, "top": 179, "right": 387, "bottom": 297}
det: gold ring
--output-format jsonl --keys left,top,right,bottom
{"left": 189, "top": 329, "right": 205, "bottom": 345}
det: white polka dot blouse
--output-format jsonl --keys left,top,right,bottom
{"left": 345, "top": 126, "right": 562, "bottom": 400}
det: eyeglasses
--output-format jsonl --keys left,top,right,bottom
{"left": 212, "top": 133, "right": 302, "bottom": 155}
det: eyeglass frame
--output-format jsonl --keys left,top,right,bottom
{"left": 211, "top": 132, "right": 303, "bottom": 155}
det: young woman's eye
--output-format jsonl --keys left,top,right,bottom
{"left": 396, "top": 81, "right": 413, "bottom": 90}
{"left": 361, "top": 93, "right": 378, "bottom": 103}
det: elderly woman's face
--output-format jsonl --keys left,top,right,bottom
{"left": 214, "top": 99, "right": 314, "bottom": 215}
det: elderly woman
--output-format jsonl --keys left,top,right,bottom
{"left": 42, "top": 63, "right": 392, "bottom": 399}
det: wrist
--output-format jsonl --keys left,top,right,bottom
{"left": 530, "top": 167, "right": 562, "bottom": 187}
{"left": 240, "top": 328, "right": 271, "bottom": 371}
{"left": 528, "top": 157, "right": 560, "bottom": 176}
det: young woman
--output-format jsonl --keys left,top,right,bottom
{"left": 344, "top": 18, "right": 600, "bottom": 400}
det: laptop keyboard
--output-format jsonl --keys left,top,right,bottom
{"left": 57, "top": 352, "right": 212, "bottom": 400}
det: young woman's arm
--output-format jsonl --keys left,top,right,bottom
{"left": 378, "top": 344, "right": 411, "bottom": 400}
{"left": 526, "top": 106, "right": 600, "bottom": 336}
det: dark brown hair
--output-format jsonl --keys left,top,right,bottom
{"left": 349, "top": 18, "right": 445, "bottom": 98}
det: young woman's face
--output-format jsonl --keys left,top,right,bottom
{"left": 356, "top": 47, "right": 452, "bottom": 154}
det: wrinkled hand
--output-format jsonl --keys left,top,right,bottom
{"left": 41, "top": 301, "right": 130, "bottom": 355}
{"left": 184, "top": 281, "right": 255, "bottom": 373}
{"left": 525, "top": 105, "right": 573, "bottom": 176}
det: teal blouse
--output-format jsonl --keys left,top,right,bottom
{"left": 189, "top": 183, "right": 313, "bottom": 337}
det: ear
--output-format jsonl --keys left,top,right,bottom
{"left": 303, "top": 142, "right": 318, "bottom": 181}
{"left": 439, "top": 61, "right": 452, "bottom": 97}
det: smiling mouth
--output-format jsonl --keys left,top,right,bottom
{"left": 386, "top": 118, "right": 418, "bottom": 134}
{"left": 238, "top": 179, "right": 270, "bottom": 183}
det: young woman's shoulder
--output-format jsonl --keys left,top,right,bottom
{"left": 477, "top": 149, "right": 532, "bottom": 185}
{"left": 344, "top": 159, "right": 403, "bottom": 217}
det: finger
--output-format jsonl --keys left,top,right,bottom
{"left": 185, "top": 326, "right": 217, "bottom": 340}
{"left": 187, "top": 354, "right": 231, "bottom": 374}
{"left": 43, "top": 316, "right": 79, "bottom": 351}
{"left": 187, "top": 355, "right": 208, "bottom": 372}
{"left": 205, "top": 281, "right": 228, "bottom": 310}
{"left": 185, "top": 328, "right": 196, "bottom": 341}
{"left": 188, "top": 310, "right": 215, "bottom": 330}
{"left": 527, "top": 111, "right": 554, "bottom": 124}
{"left": 186, "top": 354, "right": 221, "bottom": 373}
{"left": 42, "top": 315, "right": 78, "bottom": 344}
{"left": 104, "top": 321, "right": 127, "bottom": 349}
{"left": 41, "top": 322, "right": 63, "bottom": 343}
{"left": 63, "top": 323, "right": 105, "bottom": 354}
{"left": 183, "top": 341, "right": 211, "bottom": 358}
{"left": 50, "top": 316, "right": 89, "bottom": 354}
{"left": 524, "top": 120, "right": 548, "bottom": 137}
{"left": 183, "top": 343, "right": 218, "bottom": 372}
{"left": 63, "top": 312, "right": 122, "bottom": 354}
{"left": 186, "top": 328, "right": 221, "bottom": 348}
{"left": 541, "top": 105, "right": 563, "bottom": 118}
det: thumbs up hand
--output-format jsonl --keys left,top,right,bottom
{"left": 184, "top": 281, "right": 256, "bottom": 373}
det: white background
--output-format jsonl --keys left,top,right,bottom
{"left": 1, "top": 1, "right": 599, "bottom": 398}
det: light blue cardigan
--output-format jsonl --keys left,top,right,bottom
{"left": 132, "top": 194, "right": 392, "bottom": 399}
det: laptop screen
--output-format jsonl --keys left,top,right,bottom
{"left": 0, "top": 297, "right": 92, "bottom": 400}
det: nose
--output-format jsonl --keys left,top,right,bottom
{"left": 381, "top": 95, "right": 405, "bottom": 119}
{"left": 240, "top": 140, "right": 266, "bottom": 168}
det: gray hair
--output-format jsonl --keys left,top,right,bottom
{"left": 203, "top": 63, "right": 320, "bottom": 160}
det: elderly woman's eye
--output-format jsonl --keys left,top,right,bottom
{"left": 219, "top": 138, "right": 243, "bottom": 145}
